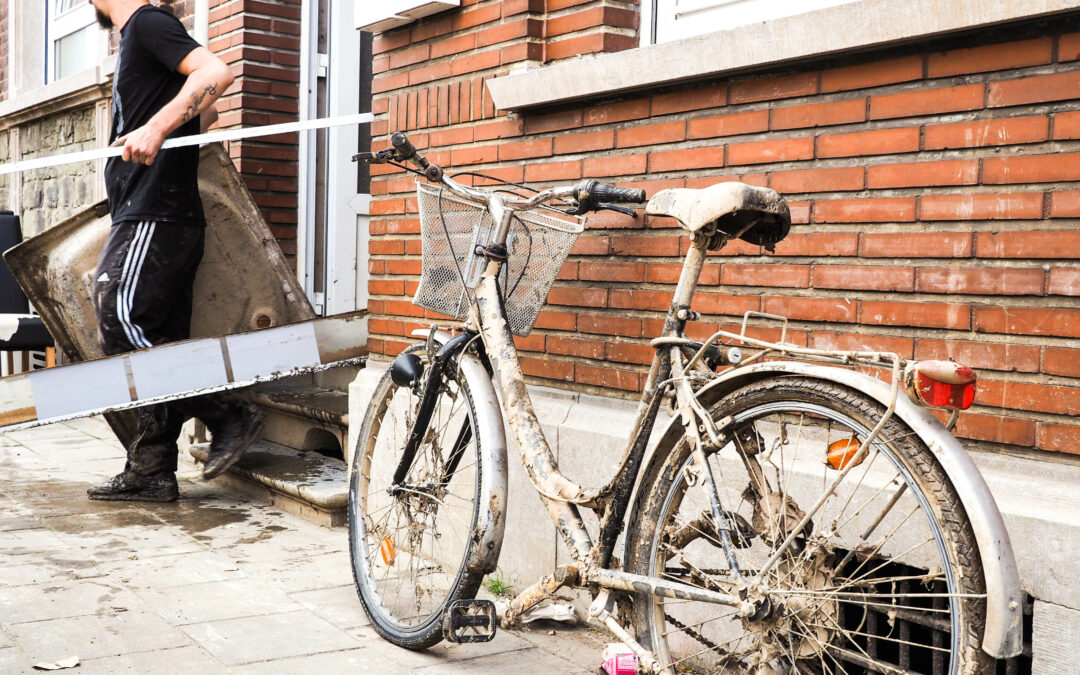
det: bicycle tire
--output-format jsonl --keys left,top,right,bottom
{"left": 626, "top": 377, "right": 992, "bottom": 675}
{"left": 348, "top": 344, "right": 489, "bottom": 649}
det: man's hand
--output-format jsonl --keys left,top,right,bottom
{"left": 112, "top": 122, "right": 169, "bottom": 166}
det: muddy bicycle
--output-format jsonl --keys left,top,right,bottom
{"left": 348, "top": 132, "right": 1023, "bottom": 674}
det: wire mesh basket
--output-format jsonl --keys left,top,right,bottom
{"left": 413, "top": 181, "right": 585, "bottom": 336}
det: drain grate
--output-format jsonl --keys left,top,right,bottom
{"left": 834, "top": 556, "right": 1032, "bottom": 674}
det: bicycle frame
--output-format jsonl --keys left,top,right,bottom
{"left": 389, "top": 168, "right": 1023, "bottom": 663}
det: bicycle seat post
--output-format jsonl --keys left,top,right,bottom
{"left": 663, "top": 236, "right": 708, "bottom": 338}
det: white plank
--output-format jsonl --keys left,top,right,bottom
{"left": 30, "top": 357, "right": 132, "bottom": 420}
{"left": 128, "top": 338, "right": 229, "bottom": 400}
{"left": 225, "top": 321, "right": 322, "bottom": 382}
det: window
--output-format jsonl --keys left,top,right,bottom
{"left": 643, "top": 0, "right": 862, "bottom": 45}
{"left": 47, "top": 0, "right": 100, "bottom": 82}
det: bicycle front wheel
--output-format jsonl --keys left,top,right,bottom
{"left": 627, "top": 377, "right": 991, "bottom": 675}
{"left": 348, "top": 344, "right": 489, "bottom": 649}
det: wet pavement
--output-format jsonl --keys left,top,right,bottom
{"left": 0, "top": 417, "right": 601, "bottom": 673}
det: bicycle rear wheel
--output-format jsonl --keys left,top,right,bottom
{"left": 349, "top": 344, "right": 489, "bottom": 649}
{"left": 627, "top": 377, "right": 991, "bottom": 674}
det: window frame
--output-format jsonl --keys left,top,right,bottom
{"left": 46, "top": 0, "right": 100, "bottom": 84}
{"left": 641, "top": 0, "right": 864, "bottom": 46}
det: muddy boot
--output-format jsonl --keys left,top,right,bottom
{"left": 87, "top": 471, "right": 179, "bottom": 502}
{"left": 202, "top": 403, "right": 264, "bottom": 480}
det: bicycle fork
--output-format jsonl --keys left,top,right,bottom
{"left": 388, "top": 330, "right": 476, "bottom": 494}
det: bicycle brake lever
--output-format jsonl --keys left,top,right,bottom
{"left": 352, "top": 149, "right": 396, "bottom": 164}
{"left": 599, "top": 203, "right": 637, "bottom": 217}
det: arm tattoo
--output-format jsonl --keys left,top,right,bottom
{"left": 183, "top": 82, "right": 219, "bottom": 123}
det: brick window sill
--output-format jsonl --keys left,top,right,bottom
{"left": 0, "top": 55, "right": 117, "bottom": 130}
{"left": 487, "top": 0, "right": 1077, "bottom": 111}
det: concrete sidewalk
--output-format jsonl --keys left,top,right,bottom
{"left": 0, "top": 418, "right": 602, "bottom": 674}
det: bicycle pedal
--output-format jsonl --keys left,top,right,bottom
{"left": 443, "top": 599, "right": 497, "bottom": 643}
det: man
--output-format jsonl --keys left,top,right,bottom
{"left": 86, "top": 0, "right": 263, "bottom": 502}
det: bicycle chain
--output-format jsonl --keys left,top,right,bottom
{"left": 663, "top": 611, "right": 727, "bottom": 657}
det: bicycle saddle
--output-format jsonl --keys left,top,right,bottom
{"left": 645, "top": 182, "right": 791, "bottom": 250}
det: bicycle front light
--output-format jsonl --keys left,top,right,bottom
{"left": 903, "top": 360, "right": 977, "bottom": 410}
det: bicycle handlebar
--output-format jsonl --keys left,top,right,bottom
{"left": 361, "top": 132, "right": 648, "bottom": 215}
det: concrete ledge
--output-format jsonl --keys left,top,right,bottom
{"left": 487, "top": 0, "right": 1080, "bottom": 111}
{"left": 190, "top": 441, "right": 348, "bottom": 527}
{"left": 1032, "top": 601, "right": 1080, "bottom": 673}
{"left": 0, "top": 55, "right": 117, "bottom": 128}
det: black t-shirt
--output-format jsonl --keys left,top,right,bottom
{"left": 105, "top": 5, "right": 203, "bottom": 226}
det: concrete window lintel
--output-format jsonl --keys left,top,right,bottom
{"left": 486, "top": 0, "right": 1080, "bottom": 111}
{"left": 0, "top": 55, "right": 116, "bottom": 130}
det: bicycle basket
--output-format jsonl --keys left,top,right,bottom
{"left": 413, "top": 181, "right": 585, "bottom": 336}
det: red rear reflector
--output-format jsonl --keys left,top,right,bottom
{"left": 906, "top": 361, "right": 977, "bottom": 410}
{"left": 915, "top": 375, "right": 976, "bottom": 409}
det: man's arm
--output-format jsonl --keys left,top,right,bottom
{"left": 200, "top": 106, "right": 219, "bottom": 133}
{"left": 116, "top": 47, "right": 234, "bottom": 165}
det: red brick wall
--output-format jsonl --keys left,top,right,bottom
{"left": 209, "top": 0, "right": 301, "bottom": 257}
{"left": 367, "top": 6, "right": 1080, "bottom": 458}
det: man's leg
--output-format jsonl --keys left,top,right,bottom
{"left": 144, "top": 221, "right": 263, "bottom": 479}
{"left": 88, "top": 221, "right": 206, "bottom": 501}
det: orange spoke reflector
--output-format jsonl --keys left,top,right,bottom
{"left": 827, "top": 438, "right": 863, "bottom": 470}
{"left": 380, "top": 537, "right": 396, "bottom": 566}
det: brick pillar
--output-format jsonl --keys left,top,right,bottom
{"left": 208, "top": 0, "right": 301, "bottom": 259}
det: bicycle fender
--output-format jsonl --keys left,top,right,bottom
{"left": 412, "top": 329, "right": 509, "bottom": 575}
{"left": 629, "top": 360, "right": 1023, "bottom": 659}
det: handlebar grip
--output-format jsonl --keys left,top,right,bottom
{"left": 390, "top": 132, "right": 417, "bottom": 160}
{"left": 390, "top": 132, "right": 444, "bottom": 182}
{"left": 591, "top": 182, "right": 647, "bottom": 204}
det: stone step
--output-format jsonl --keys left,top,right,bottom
{"left": 189, "top": 440, "right": 349, "bottom": 527}
{"left": 250, "top": 379, "right": 351, "bottom": 460}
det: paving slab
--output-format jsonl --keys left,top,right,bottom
{"left": 54, "top": 458, "right": 129, "bottom": 479}
{"left": 42, "top": 507, "right": 204, "bottom": 561}
{"left": 0, "top": 558, "right": 103, "bottom": 588}
{"left": 77, "top": 645, "right": 224, "bottom": 675}
{"left": 229, "top": 549, "right": 355, "bottom": 593}
{"left": 180, "top": 609, "right": 361, "bottom": 665}
{"left": 0, "top": 627, "right": 11, "bottom": 648}
{"left": 1, "top": 477, "right": 132, "bottom": 518}
{"left": 27, "top": 437, "right": 125, "bottom": 462}
{"left": 230, "top": 647, "right": 405, "bottom": 674}
{"left": 344, "top": 624, "right": 542, "bottom": 669}
{"left": 0, "top": 500, "right": 39, "bottom": 533}
{"left": 94, "top": 550, "right": 252, "bottom": 588}
{"left": 60, "top": 417, "right": 120, "bottom": 442}
{"left": 0, "top": 579, "right": 151, "bottom": 625}
{"left": 43, "top": 509, "right": 204, "bottom": 562}
{"left": 0, "top": 647, "right": 29, "bottom": 673}
{"left": 0, "top": 445, "right": 53, "bottom": 472}
{"left": 6, "top": 608, "right": 191, "bottom": 662}
{"left": 134, "top": 578, "right": 302, "bottom": 626}
{"left": 287, "top": 584, "right": 371, "bottom": 630}
{"left": 412, "top": 647, "right": 595, "bottom": 673}
{"left": 0, "top": 526, "right": 70, "bottom": 557}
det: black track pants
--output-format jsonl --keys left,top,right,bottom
{"left": 94, "top": 220, "right": 243, "bottom": 477}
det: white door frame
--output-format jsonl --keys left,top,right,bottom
{"left": 298, "top": 0, "right": 321, "bottom": 312}
{"left": 299, "top": 0, "right": 367, "bottom": 319}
